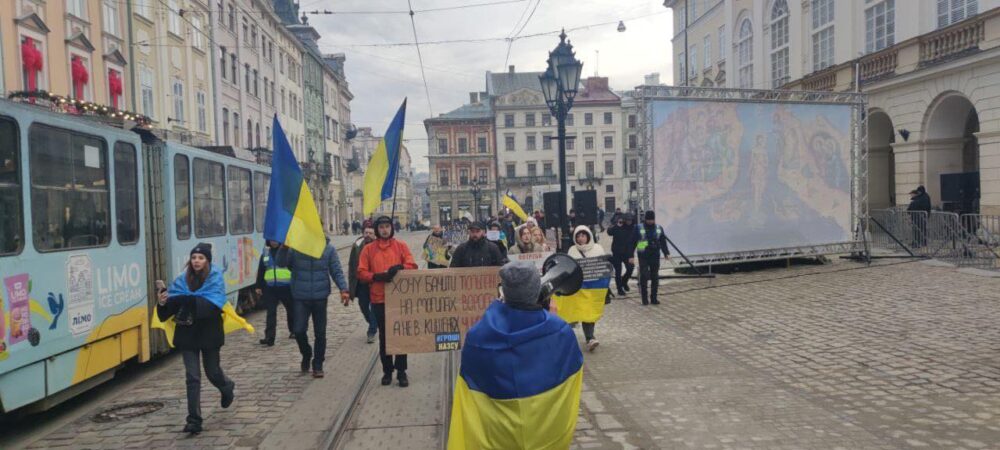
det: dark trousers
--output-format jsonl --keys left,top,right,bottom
{"left": 638, "top": 255, "right": 661, "bottom": 304}
{"left": 610, "top": 253, "right": 634, "bottom": 291}
{"left": 356, "top": 285, "right": 377, "bottom": 336}
{"left": 372, "top": 303, "right": 407, "bottom": 375}
{"left": 262, "top": 286, "right": 292, "bottom": 343}
{"left": 293, "top": 298, "right": 328, "bottom": 371}
{"left": 582, "top": 322, "right": 596, "bottom": 341}
{"left": 182, "top": 348, "right": 232, "bottom": 426}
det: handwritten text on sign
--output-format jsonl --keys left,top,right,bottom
{"left": 384, "top": 267, "right": 500, "bottom": 354}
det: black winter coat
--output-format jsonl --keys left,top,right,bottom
{"left": 450, "top": 239, "right": 507, "bottom": 268}
{"left": 907, "top": 192, "right": 932, "bottom": 213}
{"left": 607, "top": 223, "right": 638, "bottom": 256}
{"left": 156, "top": 295, "right": 224, "bottom": 350}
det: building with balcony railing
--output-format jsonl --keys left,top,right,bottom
{"left": 665, "top": 0, "right": 1000, "bottom": 216}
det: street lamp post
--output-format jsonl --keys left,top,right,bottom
{"left": 540, "top": 30, "right": 584, "bottom": 252}
{"left": 471, "top": 181, "right": 483, "bottom": 222}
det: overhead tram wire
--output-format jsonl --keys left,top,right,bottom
{"left": 504, "top": 0, "right": 542, "bottom": 69}
{"left": 406, "top": 0, "right": 434, "bottom": 117}
{"left": 302, "top": 0, "right": 527, "bottom": 16}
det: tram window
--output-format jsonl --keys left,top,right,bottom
{"left": 29, "top": 124, "right": 110, "bottom": 251}
{"left": 253, "top": 171, "right": 269, "bottom": 232}
{"left": 174, "top": 154, "right": 191, "bottom": 240}
{"left": 193, "top": 158, "right": 226, "bottom": 237}
{"left": 227, "top": 166, "right": 252, "bottom": 235}
{"left": 115, "top": 143, "right": 139, "bottom": 244}
{"left": 0, "top": 118, "right": 23, "bottom": 256}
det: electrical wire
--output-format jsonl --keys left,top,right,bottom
{"left": 504, "top": 0, "right": 542, "bottom": 70}
{"left": 302, "top": 0, "right": 527, "bottom": 15}
{"left": 406, "top": 0, "right": 434, "bottom": 117}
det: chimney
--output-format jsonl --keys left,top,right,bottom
{"left": 470, "top": 92, "right": 478, "bottom": 104}
{"left": 644, "top": 73, "right": 661, "bottom": 85}
{"left": 508, "top": 65, "right": 515, "bottom": 74}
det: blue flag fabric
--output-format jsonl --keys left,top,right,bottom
{"left": 167, "top": 265, "right": 227, "bottom": 309}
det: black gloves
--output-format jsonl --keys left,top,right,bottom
{"left": 388, "top": 264, "right": 404, "bottom": 276}
{"left": 372, "top": 272, "right": 392, "bottom": 282}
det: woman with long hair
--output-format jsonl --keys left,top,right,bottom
{"left": 530, "top": 226, "right": 551, "bottom": 252}
{"left": 509, "top": 226, "right": 538, "bottom": 254}
{"left": 156, "top": 243, "right": 235, "bottom": 434}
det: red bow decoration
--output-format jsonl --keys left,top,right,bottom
{"left": 108, "top": 69, "right": 123, "bottom": 108}
{"left": 21, "top": 38, "right": 43, "bottom": 91}
{"left": 71, "top": 56, "right": 89, "bottom": 99}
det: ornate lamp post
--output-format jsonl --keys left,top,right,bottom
{"left": 471, "top": 180, "right": 483, "bottom": 222}
{"left": 539, "top": 30, "right": 583, "bottom": 252}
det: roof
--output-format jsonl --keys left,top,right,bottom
{"left": 575, "top": 77, "right": 620, "bottom": 104}
{"left": 429, "top": 102, "right": 493, "bottom": 121}
{"left": 486, "top": 70, "right": 545, "bottom": 97}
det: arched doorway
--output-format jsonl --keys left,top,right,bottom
{"left": 868, "top": 110, "right": 896, "bottom": 209}
{"left": 922, "top": 93, "right": 980, "bottom": 211}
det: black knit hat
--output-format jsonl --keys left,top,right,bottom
{"left": 191, "top": 242, "right": 213, "bottom": 262}
{"left": 644, "top": 210, "right": 655, "bottom": 221}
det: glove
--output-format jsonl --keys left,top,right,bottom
{"left": 388, "top": 264, "right": 404, "bottom": 276}
{"left": 372, "top": 272, "right": 392, "bottom": 282}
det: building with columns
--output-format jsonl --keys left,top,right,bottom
{"left": 664, "top": 0, "right": 1000, "bottom": 215}
{"left": 424, "top": 93, "right": 497, "bottom": 226}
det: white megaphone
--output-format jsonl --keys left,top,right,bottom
{"left": 538, "top": 253, "right": 583, "bottom": 309}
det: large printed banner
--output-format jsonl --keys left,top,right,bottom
{"left": 651, "top": 99, "right": 854, "bottom": 255}
{"left": 507, "top": 251, "right": 554, "bottom": 269}
{"left": 384, "top": 268, "right": 499, "bottom": 354}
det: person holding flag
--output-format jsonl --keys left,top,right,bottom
{"left": 264, "top": 116, "right": 349, "bottom": 378}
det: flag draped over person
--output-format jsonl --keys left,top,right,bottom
{"left": 150, "top": 266, "right": 254, "bottom": 348}
{"left": 363, "top": 99, "right": 407, "bottom": 216}
{"left": 502, "top": 191, "right": 529, "bottom": 221}
{"left": 263, "top": 115, "right": 326, "bottom": 258}
{"left": 448, "top": 301, "right": 583, "bottom": 450}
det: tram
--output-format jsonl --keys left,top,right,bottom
{"left": 0, "top": 99, "right": 269, "bottom": 414}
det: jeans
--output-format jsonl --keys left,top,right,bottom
{"left": 582, "top": 322, "right": 596, "bottom": 341}
{"left": 356, "top": 285, "right": 377, "bottom": 337}
{"left": 372, "top": 303, "right": 407, "bottom": 375}
{"left": 638, "top": 255, "right": 661, "bottom": 304}
{"left": 263, "top": 286, "right": 292, "bottom": 343}
{"left": 609, "top": 254, "right": 634, "bottom": 291}
{"left": 182, "top": 348, "right": 232, "bottom": 426}
{"left": 293, "top": 298, "right": 328, "bottom": 371}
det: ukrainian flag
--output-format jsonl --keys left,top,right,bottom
{"left": 448, "top": 301, "right": 583, "bottom": 450}
{"left": 264, "top": 115, "right": 326, "bottom": 258}
{"left": 363, "top": 99, "right": 407, "bottom": 216}
{"left": 501, "top": 191, "right": 528, "bottom": 221}
{"left": 554, "top": 277, "right": 610, "bottom": 324}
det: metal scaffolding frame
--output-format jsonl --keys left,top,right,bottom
{"left": 633, "top": 85, "right": 869, "bottom": 265}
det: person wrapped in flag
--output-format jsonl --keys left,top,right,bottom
{"left": 448, "top": 261, "right": 583, "bottom": 450}
{"left": 555, "top": 226, "right": 611, "bottom": 353}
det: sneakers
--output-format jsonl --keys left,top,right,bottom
{"left": 651, "top": 299, "right": 660, "bottom": 305}
{"left": 398, "top": 371, "right": 409, "bottom": 388}
{"left": 221, "top": 382, "right": 235, "bottom": 408}
{"left": 366, "top": 333, "right": 376, "bottom": 344}
{"left": 183, "top": 423, "right": 202, "bottom": 434}
{"left": 259, "top": 339, "right": 274, "bottom": 346}
{"left": 586, "top": 339, "right": 599, "bottom": 352}
{"left": 381, "top": 373, "right": 393, "bottom": 386}
{"left": 300, "top": 360, "right": 310, "bottom": 373}
{"left": 617, "top": 288, "right": 627, "bottom": 296}
{"left": 312, "top": 370, "right": 325, "bottom": 378}
{"left": 623, "top": 283, "right": 631, "bottom": 292}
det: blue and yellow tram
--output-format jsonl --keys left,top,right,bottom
{"left": 0, "top": 99, "right": 269, "bottom": 413}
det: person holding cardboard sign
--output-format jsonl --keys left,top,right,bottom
{"left": 358, "top": 215, "right": 418, "bottom": 387}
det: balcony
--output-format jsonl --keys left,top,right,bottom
{"left": 859, "top": 49, "right": 897, "bottom": 82}
{"left": 577, "top": 173, "right": 604, "bottom": 186}
{"left": 498, "top": 175, "right": 558, "bottom": 186}
{"left": 919, "top": 16, "right": 985, "bottom": 66}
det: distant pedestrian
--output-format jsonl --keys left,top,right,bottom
{"left": 567, "top": 226, "right": 606, "bottom": 352}
{"left": 358, "top": 216, "right": 418, "bottom": 387}
{"left": 254, "top": 240, "right": 293, "bottom": 346}
{"left": 281, "top": 239, "right": 350, "bottom": 378}
{"left": 607, "top": 214, "right": 638, "bottom": 296}
{"left": 348, "top": 220, "right": 378, "bottom": 343}
{"left": 156, "top": 243, "right": 235, "bottom": 434}
{"left": 597, "top": 208, "right": 606, "bottom": 232}
{"left": 450, "top": 221, "right": 507, "bottom": 268}
{"left": 635, "top": 211, "right": 670, "bottom": 305}
{"left": 488, "top": 221, "right": 509, "bottom": 259}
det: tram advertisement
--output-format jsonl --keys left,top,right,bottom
{"left": 384, "top": 267, "right": 500, "bottom": 354}
{"left": 4, "top": 274, "right": 31, "bottom": 346}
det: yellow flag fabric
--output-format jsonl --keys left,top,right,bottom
{"left": 502, "top": 193, "right": 529, "bottom": 221}
{"left": 285, "top": 183, "right": 326, "bottom": 258}
{"left": 554, "top": 285, "right": 608, "bottom": 324}
{"left": 363, "top": 100, "right": 407, "bottom": 216}
{"left": 151, "top": 302, "right": 255, "bottom": 348}
{"left": 448, "top": 369, "right": 583, "bottom": 450}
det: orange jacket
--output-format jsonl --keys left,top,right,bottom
{"left": 357, "top": 238, "right": 418, "bottom": 304}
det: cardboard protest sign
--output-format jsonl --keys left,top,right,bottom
{"left": 384, "top": 267, "right": 500, "bottom": 354}
{"left": 506, "top": 251, "right": 554, "bottom": 269}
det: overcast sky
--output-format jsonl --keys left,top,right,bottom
{"left": 306, "top": 0, "right": 675, "bottom": 172}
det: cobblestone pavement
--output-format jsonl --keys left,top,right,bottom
{"left": 7, "top": 232, "right": 429, "bottom": 450}
{"left": 572, "top": 257, "right": 1000, "bottom": 449}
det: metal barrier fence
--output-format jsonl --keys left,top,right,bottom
{"left": 869, "top": 209, "right": 1000, "bottom": 270}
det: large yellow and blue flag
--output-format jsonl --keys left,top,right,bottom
{"left": 502, "top": 191, "right": 528, "bottom": 221}
{"left": 554, "top": 258, "right": 612, "bottom": 323}
{"left": 363, "top": 99, "right": 407, "bottom": 216}
{"left": 263, "top": 115, "right": 326, "bottom": 258}
{"left": 448, "top": 301, "right": 583, "bottom": 450}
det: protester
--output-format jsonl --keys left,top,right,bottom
{"left": 157, "top": 243, "right": 235, "bottom": 434}
{"left": 358, "top": 216, "right": 418, "bottom": 387}
{"left": 607, "top": 213, "right": 638, "bottom": 296}
{"left": 907, "top": 185, "right": 932, "bottom": 248}
{"left": 281, "top": 238, "right": 350, "bottom": 378}
{"left": 450, "top": 221, "right": 507, "bottom": 267}
{"left": 254, "top": 240, "right": 293, "bottom": 346}
{"left": 348, "top": 220, "right": 378, "bottom": 343}
{"left": 636, "top": 211, "right": 670, "bottom": 305}
{"left": 422, "top": 225, "right": 452, "bottom": 269}
{"left": 533, "top": 210, "right": 546, "bottom": 229}
{"left": 448, "top": 261, "right": 583, "bottom": 449}
{"left": 531, "top": 226, "right": 551, "bottom": 252}
{"left": 567, "top": 226, "right": 606, "bottom": 351}
{"left": 510, "top": 226, "right": 541, "bottom": 254}
{"left": 487, "top": 221, "right": 509, "bottom": 259}
{"left": 597, "top": 207, "right": 606, "bottom": 232}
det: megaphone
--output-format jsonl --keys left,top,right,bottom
{"left": 538, "top": 253, "right": 583, "bottom": 308}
